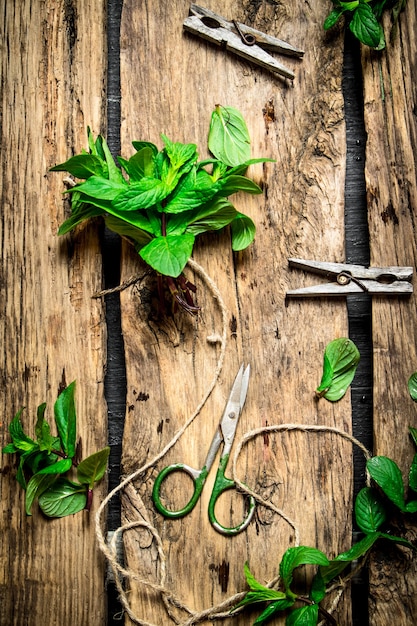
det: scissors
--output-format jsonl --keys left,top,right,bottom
{"left": 183, "top": 4, "right": 304, "bottom": 80}
{"left": 152, "top": 364, "right": 256, "bottom": 536}
{"left": 286, "top": 258, "right": 413, "bottom": 297}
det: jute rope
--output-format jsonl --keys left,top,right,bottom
{"left": 94, "top": 258, "right": 373, "bottom": 625}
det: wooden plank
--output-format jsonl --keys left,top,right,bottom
{"left": 0, "top": 2, "right": 107, "bottom": 625}
{"left": 361, "top": 5, "right": 417, "bottom": 624}
{"left": 118, "top": 1, "right": 352, "bottom": 623}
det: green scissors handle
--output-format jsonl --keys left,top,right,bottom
{"left": 152, "top": 364, "right": 256, "bottom": 536}
{"left": 152, "top": 455, "right": 256, "bottom": 535}
{"left": 152, "top": 462, "right": 209, "bottom": 519}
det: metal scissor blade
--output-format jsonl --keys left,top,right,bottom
{"left": 220, "top": 364, "right": 250, "bottom": 452}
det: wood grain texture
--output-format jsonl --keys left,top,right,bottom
{"left": 361, "top": 5, "right": 417, "bottom": 625}
{"left": 118, "top": 1, "right": 354, "bottom": 624}
{"left": 0, "top": 2, "right": 107, "bottom": 624}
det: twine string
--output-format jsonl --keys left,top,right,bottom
{"left": 94, "top": 259, "right": 373, "bottom": 625}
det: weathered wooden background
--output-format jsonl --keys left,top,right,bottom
{"left": 0, "top": 1, "right": 416, "bottom": 625}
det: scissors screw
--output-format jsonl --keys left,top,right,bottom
{"left": 229, "top": 411, "right": 236, "bottom": 419}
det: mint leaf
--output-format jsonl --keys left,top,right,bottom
{"left": 184, "top": 199, "right": 237, "bottom": 236}
{"left": 323, "top": 8, "right": 344, "bottom": 29}
{"left": 279, "top": 547, "right": 329, "bottom": 595}
{"left": 231, "top": 213, "right": 256, "bottom": 251}
{"left": 355, "top": 487, "right": 387, "bottom": 533}
{"left": 349, "top": 2, "right": 383, "bottom": 48}
{"left": 367, "top": 456, "right": 406, "bottom": 511}
{"left": 111, "top": 178, "right": 170, "bottom": 212}
{"left": 25, "top": 473, "right": 57, "bottom": 515}
{"left": 50, "top": 154, "right": 107, "bottom": 179}
{"left": 310, "top": 570, "right": 326, "bottom": 603}
{"left": 54, "top": 381, "right": 77, "bottom": 458}
{"left": 69, "top": 176, "right": 126, "bottom": 201}
{"left": 408, "top": 373, "right": 417, "bottom": 402}
{"left": 77, "top": 446, "right": 110, "bottom": 489}
{"left": 7, "top": 409, "right": 38, "bottom": 453}
{"left": 316, "top": 338, "right": 360, "bottom": 401}
{"left": 118, "top": 146, "right": 156, "bottom": 181}
{"left": 208, "top": 105, "right": 251, "bottom": 167}
{"left": 252, "top": 599, "right": 294, "bottom": 624}
{"left": 35, "top": 403, "right": 55, "bottom": 453}
{"left": 286, "top": 604, "right": 319, "bottom": 626}
{"left": 409, "top": 453, "right": 417, "bottom": 492}
{"left": 139, "top": 233, "right": 195, "bottom": 277}
{"left": 38, "top": 478, "right": 87, "bottom": 517}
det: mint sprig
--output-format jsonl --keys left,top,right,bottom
{"left": 51, "top": 106, "right": 274, "bottom": 314}
{"left": 324, "top": 0, "right": 407, "bottom": 49}
{"left": 2, "top": 383, "right": 109, "bottom": 518}
{"left": 232, "top": 426, "right": 417, "bottom": 625}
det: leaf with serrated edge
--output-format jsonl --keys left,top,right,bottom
{"left": 77, "top": 447, "right": 110, "bottom": 489}
{"left": 38, "top": 478, "right": 87, "bottom": 518}
{"left": 279, "top": 547, "right": 329, "bottom": 594}
{"left": 54, "top": 381, "right": 77, "bottom": 458}
{"left": 286, "top": 603, "right": 319, "bottom": 626}
{"left": 367, "top": 456, "right": 406, "bottom": 510}
{"left": 208, "top": 105, "right": 251, "bottom": 167}
{"left": 316, "top": 338, "right": 360, "bottom": 402}
{"left": 355, "top": 487, "right": 387, "bottom": 534}
{"left": 139, "top": 234, "right": 195, "bottom": 278}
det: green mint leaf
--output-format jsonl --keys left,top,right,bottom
{"left": 355, "top": 487, "right": 387, "bottom": 533}
{"left": 349, "top": 2, "right": 383, "bottom": 47}
{"left": 58, "top": 203, "right": 104, "bottom": 235}
{"left": 160, "top": 135, "right": 198, "bottom": 189}
{"left": 232, "top": 590, "right": 287, "bottom": 611}
{"left": 378, "top": 532, "right": 417, "bottom": 550}
{"left": 111, "top": 178, "right": 170, "bottom": 212}
{"left": 54, "top": 381, "right": 77, "bottom": 458}
{"left": 226, "top": 157, "right": 275, "bottom": 177}
{"left": 119, "top": 147, "right": 156, "bottom": 181}
{"left": 243, "top": 562, "right": 271, "bottom": 592}
{"left": 405, "top": 500, "right": 417, "bottom": 513}
{"left": 279, "top": 547, "right": 329, "bottom": 595}
{"left": 104, "top": 215, "right": 153, "bottom": 248}
{"left": 208, "top": 105, "right": 251, "bottom": 167}
{"left": 316, "top": 338, "right": 360, "bottom": 401}
{"left": 216, "top": 174, "right": 262, "bottom": 197}
{"left": 184, "top": 199, "right": 237, "bottom": 236}
{"left": 231, "top": 213, "right": 256, "bottom": 251}
{"left": 35, "top": 403, "right": 55, "bottom": 452}
{"left": 367, "top": 456, "right": 406, "bottom": 511}
{"left": 25, "top": 473, "right": 57, "bottom": 515}
{"left": 163, "top": 168, "right": 220, "bottom": 214}
{"left": 252, "top": 599, "right": 295, "bottom": 624}
{"left": 409, "top": 427, "right": 417, "bottom": 448}
{"left": 408, "top": 373, "right": 417, "bottom": 402}
{"left": 38, "top": 478, "right": 87, "bottom": 517}
{"left": 131, "top": 140, "right": 159, "bottom": 156}
{"left": 7, "top": 409, "right": 38, "bottom": 453}
{"left": 77, "top": 446, "right": 110, "bottom": 489}
{"left": 310, "top": 570, "right": 326, "bottom": 603}
{"left": 320, "top": 559, "right": 350, "bottom": 585}
{"left": 336, "top": 532, "right": 381, "bottom": 562}
{"left": 68, "top": 176, "right": 126, "bottom": 201}
{"left": 286, "top": 604, "right": 319, "bottom": 626}
{"left": 409, "top": 453, "right": 417, "bottom": 492}
{"left": 323, "top": 8, "right": 344, "bottom": 29}
{"left": 50, "top": 154, "right": 107, "bottom": 179}
{"left": 36, "top": 457, "right": 73, "bottom": 476}
{"left": 2, "top": 443, "right": 17, "bottom": 454}
{"left": 321, "top": 533, "right": 380, "bottom": 583}
{"left": 139, "top": 233, "right": 195, "bottom": 278}
{"left": 101, "top": 135, "right": 125, "bottom": 184}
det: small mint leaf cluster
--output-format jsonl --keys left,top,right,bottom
{"left": 324, "top": 0, "right": 406, "bottom": 49}
{"left": 2, "top": 382, "right": 109, "bottom": 518}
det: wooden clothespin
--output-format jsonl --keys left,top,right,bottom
{"left": 183, "top": 4, "right": 304, "bottom": 80}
